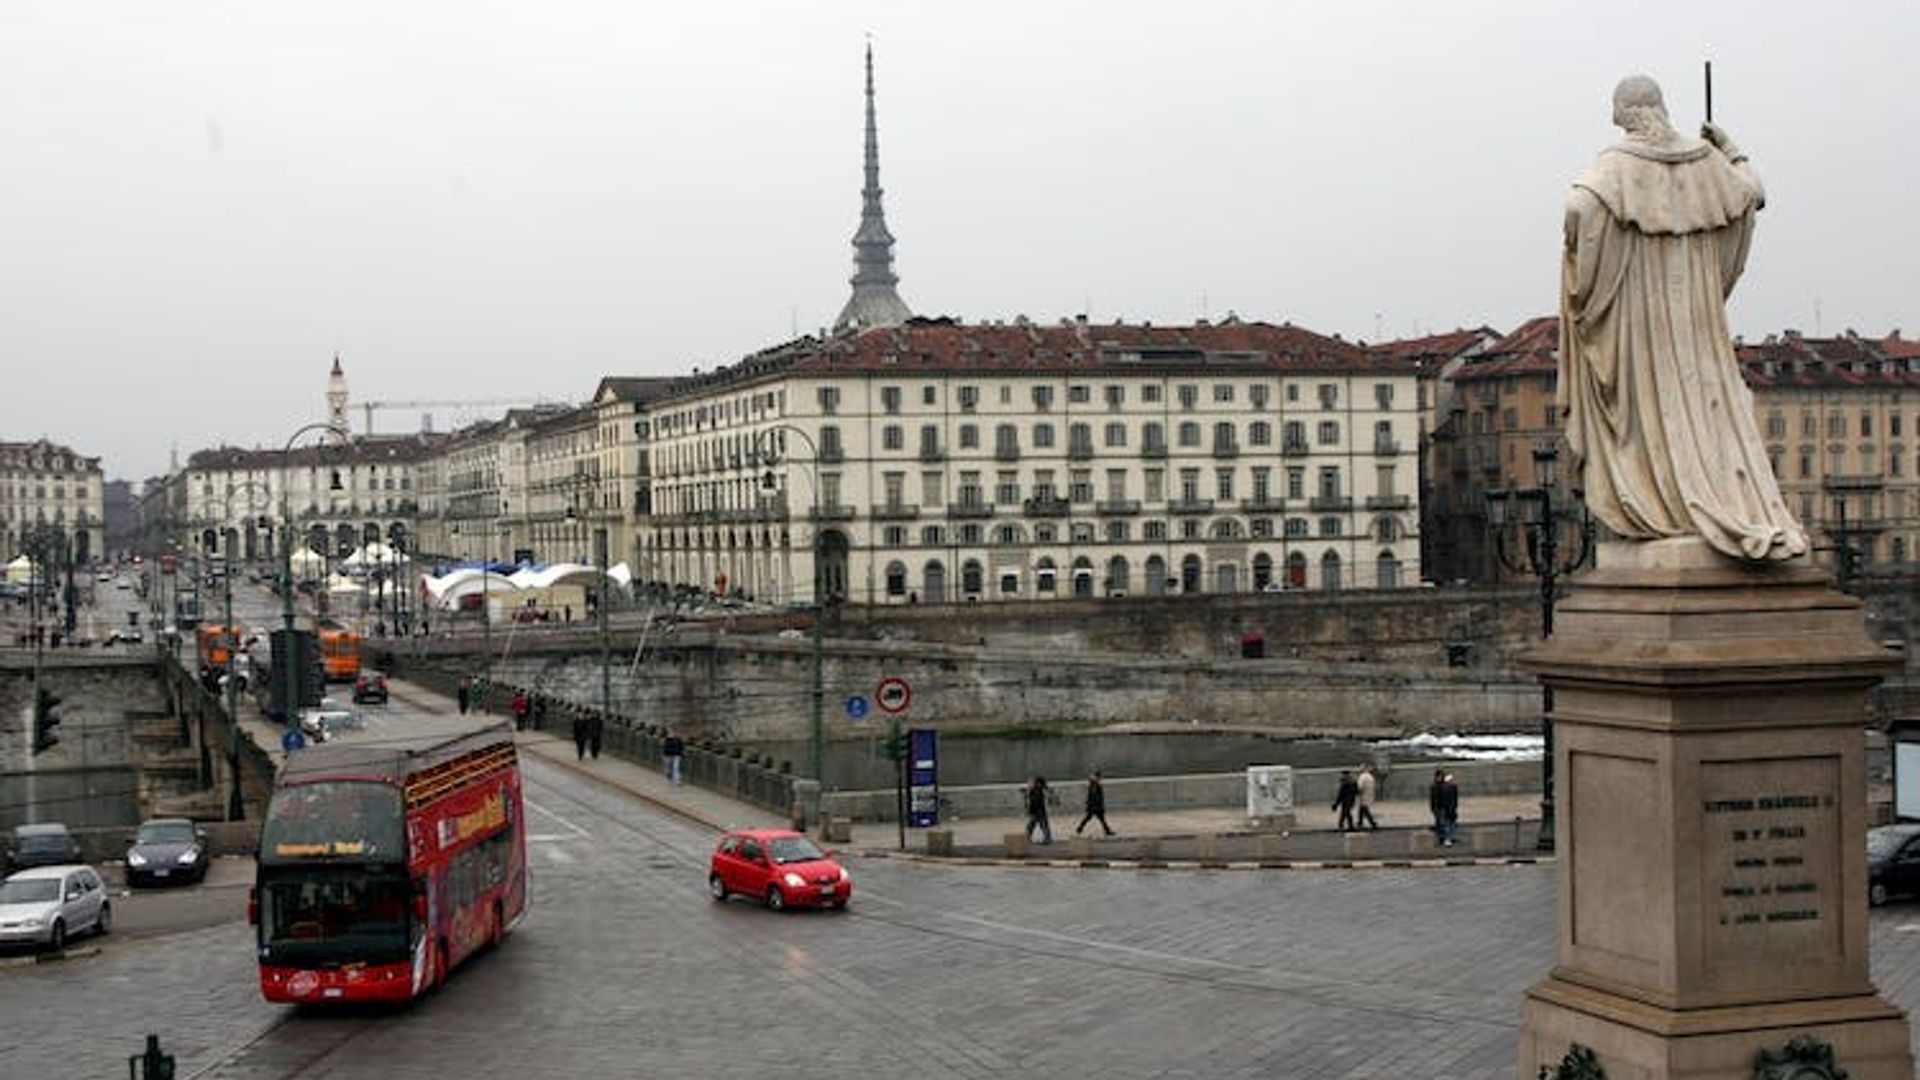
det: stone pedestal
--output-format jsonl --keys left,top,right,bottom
{"left": 1517, "top": 540, "right": 1913, "bottom": 1079}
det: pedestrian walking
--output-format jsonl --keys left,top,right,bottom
{"left": 1332, "top": 770, "right": 1360, "bottom": 831}
{"left": 587, "top": 712, "right": 604, "bottom": 760}
{"left": 663, "top": 731, "right": 685, "bottom": 785}
{"left": 572, "top": 709, "right": 589, "bottom": 761}
{"left": 1075, "top": 770, "right": 1116, "bottom": 836}
{"left": 1024, "top": 776, "right": 1053, "bottom": 844}
{"left": 532, "top": 694, "right": 548, "bottom": 731}
{"left": 511, "top": 689, "right": 530, "bottom": 731}
{"left": 1355, "top": 763, "right": 1380, "bottom": 830}
{"left": 456, "top": 680, "right": 470, "bottom": 715}
{"left": 1429, "top": 769, "right": 1460, "bottom": 846}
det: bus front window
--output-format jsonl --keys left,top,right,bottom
{"left": 260, "top": 868, "right": 411, "bottom": 965}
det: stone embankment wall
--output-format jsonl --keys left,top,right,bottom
{"left": 0, "top": 655, "right": 163, "bottom": 829}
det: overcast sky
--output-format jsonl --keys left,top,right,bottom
{"left": 4, "top": 2, "right": 1914, "bottom": 482}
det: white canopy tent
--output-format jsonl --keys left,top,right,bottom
{"left": 288, "top": 548, "right": 327, "bottom": 579}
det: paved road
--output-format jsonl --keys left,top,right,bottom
{"left": 9, "top": 750, "right": 1920, "bottom": 1079}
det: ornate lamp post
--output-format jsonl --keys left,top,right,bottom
{"left": 754, "top": 424, "right": 825, "bottom": 788}
{"left": 278, "top": 422, "right": 346, "bottom": 731}
{"left": 562, "top": 474, "right": 613, "bottom": 727}
{"left": 1484, "top": 444, "right": 1594, "bottom": 852}
{"left": 210, "top": 481, "right": 270, "bottom": 819}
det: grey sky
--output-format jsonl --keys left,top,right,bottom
{"left": 3, "top": 2, "right": 1914, "bottom": 481}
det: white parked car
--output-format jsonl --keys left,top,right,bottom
{"left": 0, "top": 864, "right": 111, "bottom": 951}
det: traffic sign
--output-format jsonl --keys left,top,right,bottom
{"left": 875, "top": 676, "right": 912, "bottom": 714}
{"left": 845, "top": 695, "right": 870, "bottom": 720}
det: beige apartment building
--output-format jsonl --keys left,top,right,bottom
{"left": 639, "top": 317, "right": 1423, "bottom": 606}
{"left": 1, "top": 439, "right": 105, "bottom": 565}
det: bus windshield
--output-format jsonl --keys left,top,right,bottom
{"left": 258, "top": 865, "right": 412, "bottom": 966}
{"left": 261, "top": 781, "right": 405, "bottom": 862}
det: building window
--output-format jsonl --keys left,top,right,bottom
{"left": 1213, "top": 384, "right": 1234, "bottom": 403}
{"left": 1145, "top": 520, "right": 1168, "bottom": 541}
{"left": 1068, "top": 384, "right": 1092, "bottom": 404}
{"left": 959, "top": 524, "right": 984, "bottom": 546}
{"left": 1318, "top": 516, "right": 1342, "bottom": 537}
{"left": 1374, "top": 383, "right": 1394, "bottom": 409}
{"left": 1828, "top": 412, "right": 1845, "bottom": 438}
{"left": 884, "top": 525, "right": 908, "bottom": 546}
{"left": 882, "top": 425, "right": 904, "bottom": 451}
{"left": 1035, "top": 523, "right": 1058, "bottom": 543}
{"left": 921, "top": 525, "right": 944, "bottom": 546}
{"left": 1317, "top": 421, "right": 1340, "bottom": 446}
{"left": 820, "top": 425, "right": 843, "bottom": 459}
{"left": 996, "top": 524, "right": 1022, "bottom": 546}
{"left": 1318, "top": 467, "right": 1341, "bottom": 498}
{"left": 1249, "top": 421, "right": 1271, "bottom": 447}
{"left": 1032, "top": 385, "right": 1054, "bottom": 411}
{"left": 1286, "top": 467, "right": 1305, "bottom": 499}
{"left": 1862, "top": 412, "right": 1874, "bottom": 438}
{"left": 1070, "top": 470, "right": 1093, "bottom": 503}
{"left": 995, "top": 424, "right": 1019, "bottom": 457}
{"left": 1250, "top": 384, "right": 1270, "bottom": 409}
{"left": 1179, "top": 469, "right": 1200, "bottom": 502}
{"left": 1503, "top": 408, "right": 1518, "bottom": 430}
{"left": 1767, "top": 413, "right": 1786, "bottom": 439}
{"left": 885, "top": 562, "right": 907, "bottom": 596}
{"left": 1180, "top": 519, "right": 1200, "bottom": 540}
{"left": 1318, "top": 383, "right": 1338, "bottom": 410}
{"left": 1104, "top": 520, "right": 1129, "bottom": 542}
{"left": 1069, "top": 423, "right": 1094, "bottom": 456}
{"left": 959, "top": 386, "right": 980, "bottom": 412}
{"left": 1178, "top": 384, "right": 1199, "bottom": 410}
{"left": 818, "top": 387, "right": 840, "bottom": 414}
{"left": 1104, "top": 385, "right": 1125, "bottom": 411}
{"left": 1104, "top": 422, "right": 1127, "bottom": 448}
{"left": 881, "top": 386, "right": 902, "bottom": 414}
{"left": 921, "top": 471, "right": 943, "bottom": 505}
{"left": 959, "top": 424, "right": 979, "bottom": 450}
{"left": 1105, "top": 470, "right": 1127, "bottom": 501}
{"left": 1178, "top": 422, "right": 1201, "bottom": 448}
{"left": 999, "top": 386, "right": 1013, "bottom": 405}
{"left": 922, "top": 386, "right": 937, "bottom": 406}
{"left": 1285, "top": 517, "right": 1308, "bottom": 538}
{"left": 1141, "top": 385, "right": 1162, "bottom": 404}
{"left": 1283, "top": 421, "right": 1306, "bottom": 451}
{"left": 1144, "top": 469, "right": 1164, "bottom": 503}
{"left": 1215, "top": 469, "right": 1234, "bottom": 501}
{"left": 1143, "top": 422, "right": 1167, "bottom": 454}
{"left": 996, "top": 471, "right": 1020, "bottom": 504}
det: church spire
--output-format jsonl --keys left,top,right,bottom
{"left": 833, "top": 42, "right": 912, "bottom": 335}
{"left": 326, "top": 352, "right": 350, "bottom": 443}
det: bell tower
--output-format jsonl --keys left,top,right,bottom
{"left": 326, "top": 353, "right": 349, "bottom": 443}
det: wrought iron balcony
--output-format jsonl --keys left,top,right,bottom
{"left": 1822, "top": 473, "right": 1885, "bottom": 491}
{"left": 1095, "top": 499, "right": 1142, "bottom": 516}
{"left": 947, "top": 501, "right": 995, "bottom": 519}
{"left": 1212, "top": 441, "right": 1240, "bottom": 459}
{"left": 1022, "top": 496, "right": 1070, "bottom": 518}
{"left": 1365, "top": 495, "right": 1412, "bottom": 510}
{"left": 1282, "top": 440, "right": 1311, "bottom": 457}
{"left": 994, "top": 445, "right": 1021, "bottom": 463}
{"left": 808, "top": 504, "right": 857, "bottom": 522}
{"left": 918, "top": 446, "right": 946, "bottom": 463}
{"left": 1373, "top": 439, "right": 1403, "bottom": 456}
{"left": 1242, "top": 495, "right": 1286, "bottom": 512}
{"left": 817, "top": 446, "right": 845, "bottom": 465}
{"left": 870, "top": 502, "right": 922, "bottom": 521}
{"left": 1067, "top": 442, "right": 1096, "bottom": 461}
{"left": 1168, "top": 498, "right": 1214, "bottom": 515}
{"left": 1140, "top": 443, "right": 1169, "bottom": 460}
{"left": 1310, "top": 495, "right": 1354, "bottom": 512}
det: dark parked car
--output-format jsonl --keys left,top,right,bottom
{"left": 124, "top": 818, "right": 209, "bottom": 887}
{"left": 352, "top": 670, "right": 389, "bottom": 704}
{"left": 1868, "top": 824, "right": 1920, "bottom": 906}
{"left": 5, "top": 823, "right": 82, "bottom": 873}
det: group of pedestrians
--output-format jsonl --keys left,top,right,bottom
{"left": 1023, "top": 770, "right": 1116, "bottom": 845}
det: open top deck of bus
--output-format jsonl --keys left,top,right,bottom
{"left": 277, "top": 714, "right": 516, "bottom": 788}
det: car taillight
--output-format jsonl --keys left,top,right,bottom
{"left": 246, "top": 887, "right": 258, "bottom": 926}
{"left": 412, "top": 894, "right": 428, "bottom": 923}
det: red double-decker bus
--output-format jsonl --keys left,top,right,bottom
{"left": 250, "top": 717, "right": 528, "bottom": 1003}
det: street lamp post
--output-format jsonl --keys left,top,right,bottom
{"left": 279, "top": 422, "right": 346, "bottom": 733}
{"left": 1484, "top": 444, "right": 1594, "bottom": 853}
{"left": 561, "top": 473, "right": 614, "bottom": 727}
{"left": 210, "top": 482, "right": 270, "bottom": 820}
{"left": 754, "top": 425, "right": 825, "bottom": 789}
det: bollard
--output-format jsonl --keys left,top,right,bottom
{"left": 129, "top": 1034, "right": 175, "bottom": 1080}
{"left": 1002, "top": 832, "right": 1030, "bottom": 859}
{"left": 924, "top": 828, "right": 953, "bottom": 857}
{"left": 1067, "top": 835, "right": 1093, "bottom": 860}
{"left": 1513, "top": 815, "right": 1524, "bottom": 854}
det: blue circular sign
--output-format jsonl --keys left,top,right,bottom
{"left": 845, "top": 695, "right": 870, "bottom": 720}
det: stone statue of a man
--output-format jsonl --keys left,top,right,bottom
{"left": 1561, "top": 74, "right": 1807, "bottom": 562}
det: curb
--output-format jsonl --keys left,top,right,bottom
{"left": 0, "top": 944, "right": 103, "bottom": 969}
{"left": 852, "top": 849, "right": 1551, "bottom": 872}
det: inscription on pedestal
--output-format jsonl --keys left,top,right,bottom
{"left": 1700, "top": 757, "right": 1843, "bottom": 981}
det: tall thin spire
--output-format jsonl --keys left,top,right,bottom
{"left": 833, "top": 42, "right": 911, "bottom": 335}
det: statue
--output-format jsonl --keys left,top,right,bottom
{"left": 1561, "top": 74, "right": 1808, "bottom": 562}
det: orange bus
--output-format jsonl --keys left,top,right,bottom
{"left": 250, "top": 718, "right": 528, "bottom": 1002}
{"left": 197, "top": 624, "right": 241, "bottom": 669}
{"left": 318, "top": 628, "right": 362, "bottom": 683}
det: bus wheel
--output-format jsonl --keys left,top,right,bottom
{"left": 765, "top": 886, "right": 786, "bottom": 912}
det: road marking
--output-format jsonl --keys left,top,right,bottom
{"left": 855, "top": 887, "right": 1248, "bottom": 973}
{"left": 524, "top": 798, "right": 592, "bottom": 838}
{"left": 541, "top": 846, "right": 575, "bottom": 864}
{"left": 526, "top": 833, "right": 572, "bottom": 843}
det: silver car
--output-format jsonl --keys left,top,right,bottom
{"left": 0, "top": 865, "right": 111, "bottom": 951}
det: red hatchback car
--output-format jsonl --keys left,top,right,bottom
{"left": 709, "top": 829, "right": 851, "bottom": 911}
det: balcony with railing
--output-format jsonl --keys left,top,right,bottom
{"left": 1243, "top": 495, "right": 1286, "bottom": 512}
{"left": 817, "top": 446, "right": 846, "bottom": 465}
{"left": 870, "top": 502, "right": 921, "bottom": 521}
{"left": 948, "top": 501, "right": 995, "bottom": 519}
{"left": 1067, "top": 441, "right": 1096, "bottom": 461}
{"left": 1095, "top": 499, "right": 1142, "bottom": 516}
{"left": 1365, "top": 494, "right": 1412, "bottom": 510}
{"left": 994, "top": 444, "right": 1021, "bottom": 463}
{"left": 918, "top": 444, "right": 946, "bottom": 463}
{"left": 1372, "top": 438, "right": 1403, "bottom": 456}
{"left": 1022, "top": 496, "right": 1070, "bottom": 518}
{"left": 1282, "top": 440, "right": 1311, "bottom": 457}
{"left": 808, "top": 504, "right": 857, "bottom": 522}
{"left": 1823, "top": 473, "right": 1886, "bottom": 491}
{"left": 1168, "top": 498, "right": 1214, "bottom": 515}
{"left": 1140, "top": 442, "right": 1169, "bottom": 460}
{"left": 1212, "top": 440, "right": 1240, "bottom": 459}
{"left": 1310, "top": 495, "right": 1354, "bottom": 512}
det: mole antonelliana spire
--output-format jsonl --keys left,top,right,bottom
{"left": 832, "top": 43, "right": 912, "bottom": 335}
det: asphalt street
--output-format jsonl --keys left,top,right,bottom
{"left": 7, "top": 746, "right": 1920, "bottom": 1079}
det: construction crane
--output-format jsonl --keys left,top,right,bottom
{"left": 359, "top": 398, "right": 556, "bottom": 436}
